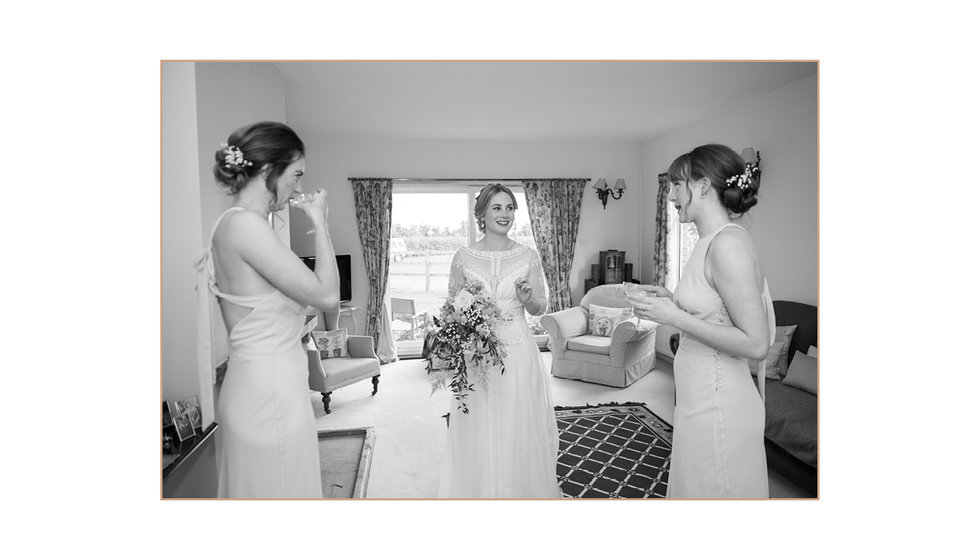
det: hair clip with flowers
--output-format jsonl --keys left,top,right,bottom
{"left": 219, "top": 143, "right": 253, "bottom": 169}
{"left": 725, "top": 162, "right": 760, "bottom": 191}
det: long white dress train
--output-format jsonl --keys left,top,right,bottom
{"left": 438, "top": 244, "right": 563, "bottom": 498}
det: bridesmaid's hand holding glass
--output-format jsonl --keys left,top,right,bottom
{"left": 290, "top": 189, "right": 329, "bottom": 233}
{"left": 626, "top": 290, "right": 681, "bottom": 325}
{"left": 633, "top": 284, "right": 673, "bottom": 299}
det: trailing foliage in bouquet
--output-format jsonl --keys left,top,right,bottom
{"left": 425, "top": 279, "right": 511, "bottom": 413}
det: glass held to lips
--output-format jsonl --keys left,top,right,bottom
{"left": 288, "top": 191, "right": 316, "bottom": 206}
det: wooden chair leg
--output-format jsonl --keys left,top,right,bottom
{"left": 321, "top": 392, "right": 332, "bottom": 414}
{"left": 371, "top": 375, "right": 380, "bottom": 395}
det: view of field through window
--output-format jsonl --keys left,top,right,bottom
{"left": 387, "top": 189, "right": 543, "bottom": 356}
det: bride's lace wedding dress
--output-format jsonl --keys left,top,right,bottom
{"left": 438, "top": 243, "right": 563, "bottom": 498}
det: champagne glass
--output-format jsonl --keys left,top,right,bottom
{"left": 622, "top": 282, "right": 643, "bottom": 318}
{"left": 288, "top": 191, "right": 319, "bottom": 235}
{"left": 288, "top": 191, "right": 315, "bottom": 206}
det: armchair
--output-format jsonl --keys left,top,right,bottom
{"left": 540, "top": 284, "right": 658, "bottom": 387}
{"left": 303, "top": 312, "right": 382, "bottom": 414}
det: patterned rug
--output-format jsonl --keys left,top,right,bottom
{"left": 555, "top": 402, "right": 673, "bottom": 498}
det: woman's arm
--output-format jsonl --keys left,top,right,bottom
{"left": 229, "top": 197, "right": 340, "bottom": 312}
{"left": 628, "top": 232, "right": 769, "bottom": 361}
{"left": 521, "top": 249, "right": 549, "bottom": 316}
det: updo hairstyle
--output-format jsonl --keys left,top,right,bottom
{"left": 474, "top": 183, "right": 518, "bottom": 233}
{"left": 666, "top": 144, "right": 759, "bottom": 216}
{"left": 212, "top": 121, "right": 305, "bottom": 206}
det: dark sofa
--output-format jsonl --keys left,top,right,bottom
{"left": 764, "top": 300, "right": 818, "bottom": 496}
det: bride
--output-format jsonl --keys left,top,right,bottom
{"left": 438, "top": 184, "right": 564, "bottom": 499}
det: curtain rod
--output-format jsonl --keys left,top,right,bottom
{"left": 347, "top": 177, "right": 592, "bottom": 183}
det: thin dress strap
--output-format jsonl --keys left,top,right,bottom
{"left": 203, "top": 206, "right": 275, "bottom": 307}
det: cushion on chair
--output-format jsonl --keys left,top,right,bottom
{"left": 587, "top": 304, "right": 632, "bottom": 337}
{"left": 566, "top": 335, "right": 613, "bottom": 355}
{"left": 309, "top": 329, "right": 349, "bottom": 359}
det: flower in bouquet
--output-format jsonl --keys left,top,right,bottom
{"left": 426, "top": 279, "right": 511, "bottom": 414}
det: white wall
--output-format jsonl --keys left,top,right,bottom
{"left": 162, "top": 62, "right": 204, "bottom": 401}
{"left": 287, "top": 135, "right": 643, "bottom": 327}
{"left": 640, "top": 73, "right": 818, "bottom": 352}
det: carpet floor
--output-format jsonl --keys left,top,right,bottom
{"left": 310, "top": 352, "right": 810, "bottom": 499}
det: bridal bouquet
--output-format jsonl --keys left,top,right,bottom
{"left": 425, "top": 279, "right": 510, "bottom": 414}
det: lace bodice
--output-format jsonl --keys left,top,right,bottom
{"left": 449, "top": 243, "right": 548, "bottom": 316}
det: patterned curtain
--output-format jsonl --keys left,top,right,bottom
{"left": 350, "top": 178, "right": 397, "bottom": 363}
{"left": 650, "top": 173, "right": 671, "bottom": 287}
{"left": 522, "top": 178, "right": 587, "bottom": 312}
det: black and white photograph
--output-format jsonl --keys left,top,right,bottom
{"left": 162, "top": 60, "right": 818, "bottom": 501}
{"left": 172, "top": 413, "right": 195, "bottom": 443}
{"left": 9, "top": 2, "right": 980, "bottom": 558}
{"left": 175, "top": 396, "right": 201, "bottom": 430}
{"left": 162, "top": 401, "right": 173, "bottom": 428}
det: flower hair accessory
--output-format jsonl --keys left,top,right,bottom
{"left": 725, "top": 161, "right": 760, "bottom": 191}
{"left": 219, "top": 143, "right": 253, "bottom": 169}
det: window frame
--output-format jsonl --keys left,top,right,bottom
{"left": 388, "top": 181, "right": 537, "bottom": 358}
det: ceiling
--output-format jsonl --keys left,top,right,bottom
{"left": 275, "top": 61, "right": 816, "bottom": 141}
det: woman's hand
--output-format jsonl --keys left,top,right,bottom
{"left": 515, "top": 279, "right": 533, "bottom": 305}
{"left": 626, "top": 292, "right": 682, "bottom": 326}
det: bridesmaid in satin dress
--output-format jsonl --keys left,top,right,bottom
{"left": 627, "top": 144, "right": 775, "bottom": 498}
{"left": 201, "top": 121, "right": 341, "bottom": 498}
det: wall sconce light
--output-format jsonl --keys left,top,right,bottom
{"left": 740, "top": 148, "right": 762, "bottom": 181}
{"left": 593, "top": 178, "right": 626, "bottom": 209}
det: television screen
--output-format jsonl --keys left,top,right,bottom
{"left": 300, "top": 254, "right": 352, "bottom": 303}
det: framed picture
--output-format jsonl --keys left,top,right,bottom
{"left": 166, "top": 401, "right": 181, "bottom": 424}
{"left": 177, "top": 396, "right": 202, "bottom": 430}
{"left": 162, "top": 401, "right": 173, "bottom": 428}
{"left": 162, "top": 426, "right": 177, "bottom": 454}
{"left": 172, "top": 414, "right": 195, "bottom": 442}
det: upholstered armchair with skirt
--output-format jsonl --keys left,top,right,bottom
{"left": 540, "top": 284, "right": 659, "bottom": 387}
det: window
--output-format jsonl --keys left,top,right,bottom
{"left": 388, "top": 183, "right": 540, "bottom": 357}
{"left": 665, "top": 202, "right": 699, "bottom": 292}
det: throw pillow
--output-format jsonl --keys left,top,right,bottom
{"left": 588, "top": 304, "right": 632, "bottom": 337}
{"left": 310, "top": 329, "right": 349, "bottom": 359}
{"left": 807, "top": 345, "right": 818, "bottom": 358}
{"left": 782, "top": 350, "right": 818, "bottom": 395}
{"left": 750, "top": 324, "right": 798, "bottom": 379}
